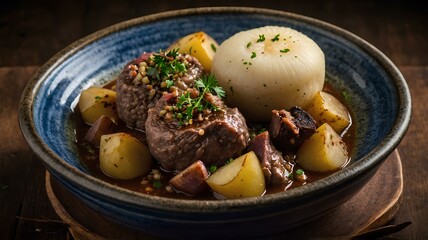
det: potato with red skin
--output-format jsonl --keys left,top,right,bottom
{"left": 169, "top": 160, "right": 209, "bottom": 195}
{"left": 84, "top": 115, "right": 116, "bottom": 146}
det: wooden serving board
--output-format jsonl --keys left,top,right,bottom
{"left": 45, "top": 150, "right": 403, "bottom": 239}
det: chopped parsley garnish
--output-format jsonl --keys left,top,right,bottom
{"left": 173, "top": 75, "right": 225, "bottom": 126}
{"left": 246, "top": 42, "right": 252, "bottom": 48}
{"left": 225, "top": 158, "right": 234, "bottom": 164}
{"left": 280, "top": 48, "right": 290, "bottom": 53}
{"left": 146, "top": 49, "right": 187, "bottom": 82}
{"left": 165, "top": 79, "right": 174, "bottom": 88}
{"left": 289, "top": 169, "right": 305, "bottom": 180}
{"left": 342, "top": 91, "right": 351, "bottom": 102}
{"left": 195, "top": 74, "right": 225, "bottom": 98}
{"left": 251, "top": 52, "right": 257, "bottom": 59}
{"left": 271, "top": 34, "right": 280, "bottom": 42}
{"left": 253, "top": 123, "right": 268, "bottom": 134}
{"left": 210, "top": 43, "right": 217, "bottom": 52}
{"left": 209, "top": 165, "right": 217, "bottom": 173}
{"left": 153, "top": 180, "right": 163, "bottom": 188}
{"left": 256, "top": 34, "right": 266, "bottom": 42}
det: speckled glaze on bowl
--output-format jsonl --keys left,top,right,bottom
{"left": 19, "top": 7, "right": 411, "bottom": 239}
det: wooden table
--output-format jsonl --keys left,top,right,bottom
{"left": 1, "top": 1, "right": 427, "bottom": 239}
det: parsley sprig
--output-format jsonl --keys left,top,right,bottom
{"left": 174, "top": 75, "right": 225, "bottom": 126}
{"left": 195, "top": 74, "right": 226, "bottom": 98}
{"left": 271, "top": 34, "right": 280, "bottom": 42}
{"left": 257, "top": 34, "right": 266, "bottom": 42}
{"left": 146, "top": 49, "right": 186, "bottom": 82}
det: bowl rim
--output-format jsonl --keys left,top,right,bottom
{"left": 19, "top": 6, "right": 411, "bottom": 212}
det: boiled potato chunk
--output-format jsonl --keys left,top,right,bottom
{"left": 78, "top": 87, "right": 118, "bottom": 125}
{"left": 167, "top": 31, "right": 219, "bottom": 72}
{"left": 206, "top": 151, "right": 265, "bottom": 199}
{"left": 99, "top": 133, "right": 152, "bottom": 180}
{"left": 296, "top": 123, "right": 349, "bottom": 172}
{"left": 306, "top": 91, "right": 351, "bottom": 134}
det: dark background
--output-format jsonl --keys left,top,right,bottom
{"left": 1, "top": 0, "right": 426, "bottom": 67}
{"left": 1, "top": 1, "right": 427, "bottom": 239}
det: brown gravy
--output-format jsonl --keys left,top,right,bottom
{"left": 74, "top": 82, "right": 355, "bottom": 200}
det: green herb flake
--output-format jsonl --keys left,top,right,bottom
{"left": 165, "top": 79, "right": 174, "bottom": 88}
{"left": 147, "top": 67, "right": 160, "bottom": 80}
{"left": 342, "top": 91, "right": 351, "bottom": 102}
{"left": 94, "top": 96, "right": 102, "bottom": 101}
{"left": 256, "top": 34, "right": 266, "bottom": 43}
{"left": 173, "top": 75, "right": 225, "bottom": 126}
{"left": 280, "top": 48, "right": 290, "bottom": 53}
{"left": 225, "top": 158, "right": 234, "bottom": 165}
{"left": 253, "top": 123, "right": 268, "bottom": 134}
{"left": 209, "top": 165, "right": 217, "bottom": 173}
{"left": 153, "top": 181, "right": 163, "bottom": 189}
{"left": 296, "top": 169, "right": 305, "bottom": 175}
{"left": 210, "top": 43, "right": 217, "bottom": 52}
{"left": 246, "top": 42, "right": 252, "bottom": 48}
{"left": 271, "top": 34, "right": 280, "bottom": 42}
{"left": 146, "top": 49, "right": 187, "bottom": 82}
{"left": 251, "top": 52, "right": 257, "bottom": 59}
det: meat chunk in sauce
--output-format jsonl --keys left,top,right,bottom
{"left": 269, "top": 106, "right": 316, "bottom": 152}
{"left": 116, "top": 52, "right": 204, "bottom": 131}
{"left": 247, "top": 131, "right": 292, "bottom": 185}
{"left": 145, "top": 93, "right": 250, "bottom": 171}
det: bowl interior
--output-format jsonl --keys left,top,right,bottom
{"left": 29, "top": 9, "right": 404, "bottom": 196}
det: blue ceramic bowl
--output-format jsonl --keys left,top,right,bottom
{"left": 19, "top": 7, "right": 411, "bottom": 238}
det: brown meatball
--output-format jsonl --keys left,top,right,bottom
{"left": 116, "top": 51, "right": 204, "bottom": 131}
